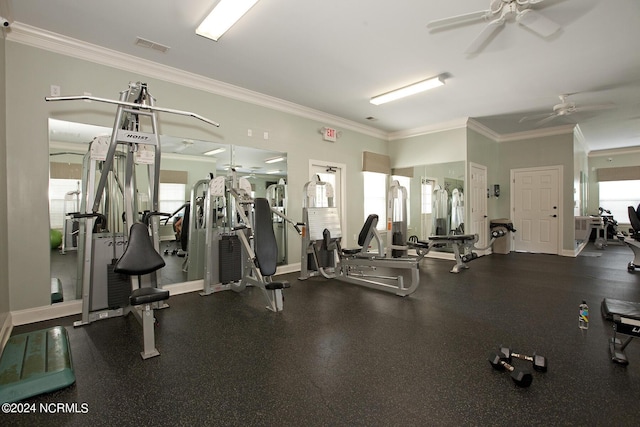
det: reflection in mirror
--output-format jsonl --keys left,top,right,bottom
{"left": 48, "top": 119, "right": 287, "bottom": 303}
{"left": 404, "top": 161, "right": 465, "bottom": 252}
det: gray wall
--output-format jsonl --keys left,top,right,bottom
{"left": 4, "top": 41, "right": 387, "bottom": 312}
{"left": 0, "top": 31, "right": 10, "bottom": 329}
{"left": 495, "top": 132, "right": 576, "bottom": 252}
{"left": 466, "top": 129, "right": 500, "bottom": 220}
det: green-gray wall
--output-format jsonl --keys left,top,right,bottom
{"left": 495, "top": 132, "right": 576, "bottom": 252}
{"left": 5, "top": 41, "right": 387, "bottom": 312}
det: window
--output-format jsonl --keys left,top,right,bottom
{"left": 159, "top": 183, "right": 187, "bottom": 215}
{"left": 49, "top": 179, "right": 82, "bottom": 229}
{"left": 598, "top": 180, "right": 640, "bottom": 223}
{"left": 421, "top": 178, "right": 435, "bottom": 215}
{"left": 363, "top": 171, "right": 387, "bottom": 229}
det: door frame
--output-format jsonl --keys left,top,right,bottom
{"left": 469, "top": 162, "right": 488, "bottom": 252}
{"left": 510, "top": 165, "right": 564, "bottom": 255}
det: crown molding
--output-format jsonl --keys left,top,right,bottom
{"left": 387, "top": 117, "right": 468, "bottom": 141}
{"left": 467, "top": 118, "right": 575, "bottom": 142}
{"left": 588, "top": 145, "right": 640, "bottom": 157}
{"left": 7, "top": 22, "right": 388, "bottom": 140}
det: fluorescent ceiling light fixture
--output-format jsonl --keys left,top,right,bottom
{"left": 196, "top": 0, "right": 260, "bottom": 41}
{"left": 204, "top": 147, "right": 226, "bottom": 156}
{"left": 264, "top": 156, "right": 285, "bottom": 164}
{"left": 370, "top": 76, "right": 445, "bottom": 105}
{"left": 266, "top": 170, "right": 281, "bottom": 174}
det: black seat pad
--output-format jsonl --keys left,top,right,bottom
{"left": 430, "top": 234, "right": 476, "bottom": 242}
{"left": 342, "top": 248, "right": 362, "bottom": 255}
{"left": 130, "top": 287, "right": 169, "bottom": 305}
{"left": 114, "top": 222, "right": 165, "bottom": 275}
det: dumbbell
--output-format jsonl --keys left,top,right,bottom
{"left": 499, "top": 347, "right": 547, "bottom": 372}
{"left": 488, "top": 352, "right": 533, "bottom": 387}
{"left": 461, "top": 252, "right": 478, "bottom": 263}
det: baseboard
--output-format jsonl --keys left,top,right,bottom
{"left": 8, "top": 262, "right": 304, "bottom": 327}
{"left": 572, "top": 240, "right": 588, "bottom": 257}
{"left": 11, "top": 300, "right": 82, "bottom": 326}
{"left": 164, "top": 280, "right": 204, "bottom": 295}
{"left": 276, "top": 262, "right": 301, "bottom": 275}
{"left": 0, "top": 312, "right": 13, "bottom": 354}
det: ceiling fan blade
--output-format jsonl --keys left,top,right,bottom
{"left": 535, "top": 114, "right": 561, "bottom": 127}
{"left": 465, "top": 17, "right": 505, "bottom": 54}
{"left": 516, "top": 9, "right": 560, "bottom": 37}
{"left": 427, "top": 10, "right": 490, "bottom": 30}
{"left": 572, "top": 103, "right": 615, "bottom": 113}
{"left": 519, "top": 112, "right": 555, "bottom": 123}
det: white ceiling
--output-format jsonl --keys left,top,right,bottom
{"left": 6, "top": 0, "right": 640, "bottom": 152}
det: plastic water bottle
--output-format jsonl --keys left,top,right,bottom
{"left": 579, "top": 301, "right": 589, "bottom": 330}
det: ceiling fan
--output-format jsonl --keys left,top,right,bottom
{"left": 519, "top": 94, "right": 615, "bottom": 127}
{"left": 173, "top": 139, "right": 194, "bottom": 153}
{"left": 427, "top": 0, "right": 561, "bottom": 54}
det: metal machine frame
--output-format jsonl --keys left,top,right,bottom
{"left": 299, "top": 178, "right": 425, "bottom": 297}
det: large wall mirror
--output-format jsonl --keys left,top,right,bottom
{"left": 48, "top": 119, "right": 288, "bottom": 303}
{"left": 403, "top": 161, "right": 465, "bottom": 252}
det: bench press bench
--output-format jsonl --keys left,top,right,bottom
{"left": 601, "top": 298, "right": 640, "bottom": 365}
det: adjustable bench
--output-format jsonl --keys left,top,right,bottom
{"left": 114, "top": 222, "right": 170, "bottom": 359}
{"left": 601, "top": 298, "right": 640, "bottom": 365}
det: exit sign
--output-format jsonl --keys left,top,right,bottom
{"left": 323, "top": 127, "right": 338, "bottom": 142}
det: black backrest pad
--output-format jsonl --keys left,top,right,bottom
{"left": 181, "top": 203, "right": 190, "bottom": 251}
{"left": 629, "top": 205, "right": 640, "bottom": 232}
{"left": 254, "top": 198, "right": 278, "bottom": 277}
{"left": 358, "top": 214, "right": 379, "bottom": 247}
{"left": 114, "top": 222, "right": 166, "bottom": 275}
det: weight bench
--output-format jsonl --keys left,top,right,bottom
{"left": 424, "top": 229, "right": 508, "bottom": 273}
{"left": 428, "top": 234, "right": 480, "bottom": 273}
{"left": 114, "top": 222, "right": 170, "bottom": 359}
{"left": 601, "top": 298, "right": 640, "bottom": 365}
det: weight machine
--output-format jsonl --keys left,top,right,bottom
{"left": 46, "top": 82, "right": 219, "bottom": 358}
{"left": 200, "top": 171, "right": 300, "bottom": 312}
{"left": 299, "top": 178, "right": 426, "bottom": 296}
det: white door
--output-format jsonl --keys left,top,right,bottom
{"left": 512, "top": 166, "right": 561, "bottom": 254}
{"left": 310, "top": 160, "right": 346, "bottom": 242}
{"left": 469, "top": 163, "right": 488, "bottom": 249}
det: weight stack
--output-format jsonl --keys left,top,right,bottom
{"left": 107, "top": 261, "right": 131, "bottom": 309}
{"left": 219, "top": 235, "right": 242, "bottom": 283}
{"left": 392, "top": 231, "right": 407, "bottom": 258}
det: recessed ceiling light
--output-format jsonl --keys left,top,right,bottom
{"left": 265, "top": 156, "right": 286, "bottom": 164}
{"left": 204, "top": 147, "right": 226, "bottom": 156}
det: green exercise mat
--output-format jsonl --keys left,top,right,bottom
{"left": 0, "top": 326, "right": 75, "bottom": 403}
